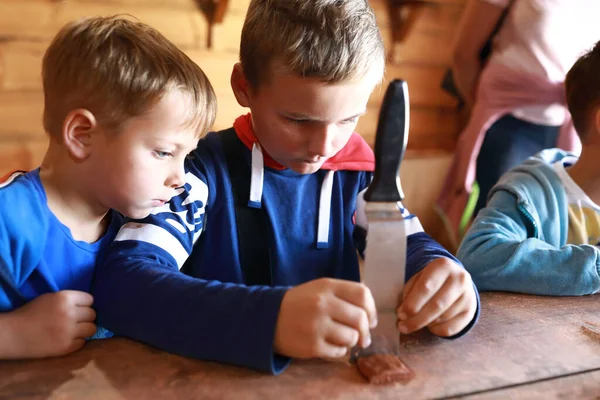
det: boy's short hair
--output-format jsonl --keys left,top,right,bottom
{"left": 565, "top": 41, "right": 600, "bottom": 141}
{"left": 240, "top": 0, "right": 385, "bottom": 89}
{"left": 42, "top": 16, "right": 217, "bottom": 137}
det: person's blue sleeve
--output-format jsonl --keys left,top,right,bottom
{"left": 94, "top": 242, "right": 290, "bottom": 373}
{"left": 458, "top": 190, "right": 600, "bottom": 295}
{"left": 92, "top": 178, "right": 292, "bottom": 374}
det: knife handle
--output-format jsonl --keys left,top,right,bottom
{"left": 364, "top": 79, "right": 409, "bottom": 203}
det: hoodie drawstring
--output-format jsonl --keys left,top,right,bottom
{"left": 248, "top": 143, "right": 264, "bottom": 209}
{"left": 248, "top": 146, "right": 333, "bottom": 248}
{"left": 317, "top": 170, "right": 334, "bottom": 249}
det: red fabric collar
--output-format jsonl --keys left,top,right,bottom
{"left": 232, "top": 114, "right": 374, "bottom": 172}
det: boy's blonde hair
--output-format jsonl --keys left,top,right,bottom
{"left": 42, "top": 16, "right": 217, "bottom": 138}
{"left": 240, "top": 0, "right": 385, "bottom": 89}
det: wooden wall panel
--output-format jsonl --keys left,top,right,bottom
{"left": 53, "top": 2, "right": 205, "bottom": 49}
{"left": 73, "top": 0, "right": 197, "bottom": 7}
{"left": 210, "top": 5, "right": 247, "bottom": 52}
{"left": 0, "top": 0, "right": 467, "bottom": 155}
{"left": 0, "top": 1, "right": 207, "bottom": 49}
{"left": 0, "top": 139, "right": 48, "bottom": 173}
{"left": 0, "top": 1, "right": 55, "bottom": 40}
{"left": 0, "top": 91, "right": 45, "bottom": 139}
{"left": 0, "top": 0, "right": 465, "bottom": 241}
{"left": 357, "top": 105, "right": 459, "bottom": 151}
{"left": 0, "top": 41, "right": 47, "bottom": 91}
{"left": 374, "top": 64, "right": 459, "bottom": 108}
{"left": 388, "top": 2, "right": 463, "bottom": 66}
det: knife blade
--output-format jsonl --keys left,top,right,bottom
{"left": 351, "top": 79, "right": 409, "bottom": 361}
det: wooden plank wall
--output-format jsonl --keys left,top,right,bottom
{"left": 0, "top": 0, "right": 247, "bottom": 173}
{"left": 359, "top": 0, "right": 465, "bottom": 152}
{"left": 0, "top": 0, "right": 465, "bottom": 243}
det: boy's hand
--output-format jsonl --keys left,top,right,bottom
{"left": 274, "top": 278, "right": 377, "bottom": 359}
{"left": 0, "top": 291, "right": 97, "bottom": 359}
{"left": 396, "top": 258, "right": 477, "bottom": 337}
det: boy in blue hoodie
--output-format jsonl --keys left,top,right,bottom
{"left": 458, "top": 41, "right": 600, "bottom": 296}
{"left": 94, "top": 0, "right": 480, "bottom": 374}
{"left": 0, "top": 16, "right": 216, "bottom": 359}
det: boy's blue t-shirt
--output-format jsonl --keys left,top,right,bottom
{"left": 0, "top": 170, "right": 122, "bottom": 338}
{"left": 93, "top": 126, "right": 480, "bottom": 374}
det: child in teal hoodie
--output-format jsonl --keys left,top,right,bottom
{"left": 458, "top": 41, "right": 600, "bottom": 296}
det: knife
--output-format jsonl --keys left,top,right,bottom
{"left": 351, "top": 79, "right": 409, "bottom": 360}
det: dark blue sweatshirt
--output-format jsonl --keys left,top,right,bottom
{"left": 93, "top": 127, "right": 479, "bottom": 374}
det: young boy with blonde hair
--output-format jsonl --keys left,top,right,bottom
{"left": 0, "top": 16, "right": 216, "bottom": 359}
{"left": 94, "top": 0, "right": 480, "bottom": 374}
{"left": 458, "top": 41, "right": 600, "bottom": 295}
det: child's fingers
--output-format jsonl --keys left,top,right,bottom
{"left": 397, "top": 278, "right": 462, "bottom": 334}
{"left": 432, "top": 294, "right": 467, "bottom": 326}
{"left": 76, "top": 322, "right": 98, "bottom": 339}
{"left": 74, "top": 306, "right": 97, "bottom": 322}
{"left": 324, "top": 320, "right": 360, "bottom": 348}
{"left": 428, "top": 310, "right": 473, "bottom": 337}
{"left": 333, "top": 281, "right": 377, "bottom": 329}
{"left": 329, "top": 296, "right": 372, "bottom": 348}
{"left": 62, "top": 290, "right": 94, "bottom": 307}
{"left": 317, "top": 338, "right": 350, "bottom": 359}
{"left": 400, "top": 271, "right": 417, "bottom": 303}
{"left": 398, "top": 263, "right": 449, "bottom": 318}
{"left": 431, "top": 290, "right": 474, "bottom": 326}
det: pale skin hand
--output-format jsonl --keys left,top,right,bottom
{"left": 396, "top": 258, "right": 477, "bottom": 337}
{"left": 451, "top": 0, "right": 507, "bottom": 108}
{"left": 274, "top": 278, "right": 378, "bottom": 359}
{"left": 0, "top": 291, "right": 98, "bottom": 359}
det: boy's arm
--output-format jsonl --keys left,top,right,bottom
{"left": 0, "top": 206, "right": 96, "bottom": 359}
{"left": 94, "top": 249, "right": 290, "bottom": 372}
{"left": 92, "top": 178, "right": 292, "bottom": 374}
{"left": 458, "top": 190, "right": 600, "bottom": 295}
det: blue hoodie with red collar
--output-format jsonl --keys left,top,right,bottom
{"left": 93, "top": 114, "right": 479, "bottom": 374}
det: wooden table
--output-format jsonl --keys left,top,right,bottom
{"left": 2, "top": 293, "right": 600, "bottom": 399}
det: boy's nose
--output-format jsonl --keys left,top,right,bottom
{"left": 167, "top": 164, "right": 186, "bottom": 188}
{"left": 309, "top": 125, "right": 336, "bottom": 157}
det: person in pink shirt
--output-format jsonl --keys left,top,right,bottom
{"left": 437, "top": 0, "right": 599, "bottom": 248}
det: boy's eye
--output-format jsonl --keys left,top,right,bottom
{"left": 341, "top": 117, "right": 358, "bottom": 125}
{"left": 154, "top": 150, "right": 172, "bottom": 159}
{"left": 287, "top": 117, "right": 310, "bottom": 124}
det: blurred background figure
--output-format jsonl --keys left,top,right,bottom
{"left": 436, "top": 0, "right": 600, "bottom": 248}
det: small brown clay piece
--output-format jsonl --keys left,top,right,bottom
{"left": 356, "top": 353, "right": 414, "bottom": 385}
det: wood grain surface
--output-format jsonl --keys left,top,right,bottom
{"left": 1, "top": 292, "right": 600, "bottom": 399}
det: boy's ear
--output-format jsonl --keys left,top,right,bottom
{"left": 62, "top": 109, "right": 98, "bottom": 162}
{"left": 231, "top": 63, "right": 252, "bottom": 108}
